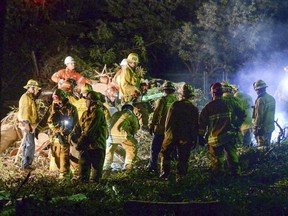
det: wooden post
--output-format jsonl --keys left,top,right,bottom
{"left": 32, "top": 51, "right": 39, "bottom": 77}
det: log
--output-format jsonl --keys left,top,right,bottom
{"left": 90, "top": 81, "right": 108, "bottom": 95}
{"left": 0, "top": 113, "right": 20, "bottom": 154}
{"left": 124, "top": 200, "right": 220, "bottom": 216}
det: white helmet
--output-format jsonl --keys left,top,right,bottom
{"left": 64, "top": 56, "right": 75, "bottom": 65}
{"left": 120, "top": 59, "right": 127, "bottom": 66}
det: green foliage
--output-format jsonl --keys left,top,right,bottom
{"left": 3, "top": 0, "right": 187, "bottom": 100}
{"left": 170, "top": 0, "right": 288, "bottom": 82}
{"left": 2, "top": 141, "right": 288, "bottom": 215}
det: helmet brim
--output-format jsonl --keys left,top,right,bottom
{"left": 24, "top": 85, "right": 41, "bottom": 90}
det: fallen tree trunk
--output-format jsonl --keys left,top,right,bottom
{"left": 0, "top": 112, "right": 20, "bottom": 154}
{"left": 124, "top": 200, "right": 220, "bottom": 216}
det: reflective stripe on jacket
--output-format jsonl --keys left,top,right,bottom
{"left": 51, "top": 68, "right": 91, "bottom": 85}
{"left": 199, "top": 98, "right": 244, "bottom": 147}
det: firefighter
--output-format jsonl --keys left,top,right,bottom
{"left": 59, "top": 79, "right": 87, "bottom": 177}
{"left": 119, "top": 53, "right": 141, "bottom": 103}
{"left": 70, "top": 91, "right": 107, "bottom": 183}
{"left": 17, "top": 79, "right": 41, "bottom": 171}
{"left": 159, "top": 84, "right": 199, "bottom": 182}
{"left": 48, "top": 89, "right": 78, "bottom": 180}
{"left": 51, "top": 56, "right": 91, "bottom": 89}
{"left": 221, "top": 81, "right": 245, "bottom": 146}
{"left": 103, "top": 103, "right": 140, "bottom": 171}
{"left": 252, "top": 80, "right": 276, "bottom": 148}
{"left": 199, "top": 83, "right": 245, "bottom": 177}
{"left": 232, "top": 85, "right": 254, "bottom": 146}
{"left": 147, "top": 81, "right": 178, "bottom": 173}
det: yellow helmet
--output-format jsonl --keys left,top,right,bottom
{"left": 181, "top": 84, "right": 194, "bottom": 97}
{"left": 24, "top": 79, "right": 41, "bottom": 89}
{"left": 221, "top": 81, "right": 232, "bottom": 93}
{"left": 127, "top": 53, "right": 139, "bottom": 64}
{"left": 230, "top": 84, "right": 238, "bottom": 92}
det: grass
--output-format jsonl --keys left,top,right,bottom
{"left": 1, "top": 132, "right": 288, "bottom": 215}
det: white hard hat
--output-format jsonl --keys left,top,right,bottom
{"left": 120, "top": 59, "right": 127, "bottom": 66}
{"left": 64, "top": 56, "right": 75, "bottom": 65}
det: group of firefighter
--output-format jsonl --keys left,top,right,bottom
{"left": 17, "top": 52, "right": 276, "bottom": 183}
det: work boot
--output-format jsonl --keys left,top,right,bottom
{"left": 21, "top": 166, "right": 35, "bottom": 172}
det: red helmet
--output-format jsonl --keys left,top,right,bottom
{"left": 106, "top": 84, "right": 118, "bottom": 95}
{"left": 210, "top": 82, "right": 223, "bottom": 94}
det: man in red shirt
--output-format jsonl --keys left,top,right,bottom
{"left": 51, "top": 56, "right": 91, "bottom": 89}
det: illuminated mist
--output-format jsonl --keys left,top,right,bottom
{"left": 230, "top": 20, "right": 288, "bottom": 144}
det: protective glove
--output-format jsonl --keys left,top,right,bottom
{"left": 198, "top": 135, "right": 206, "bottom": 147}
{"left": 59, "top": 79, "right": 65, "bottom": 85}
{"left": 149, "top": 125, "right": 155, "bottom": 136}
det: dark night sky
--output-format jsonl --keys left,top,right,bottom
{"left": 0, "top": 0, "right": 7, "bottom": 119}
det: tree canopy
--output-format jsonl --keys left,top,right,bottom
{"left": 2, "top": 0, "right": 288, "bottom": 98}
